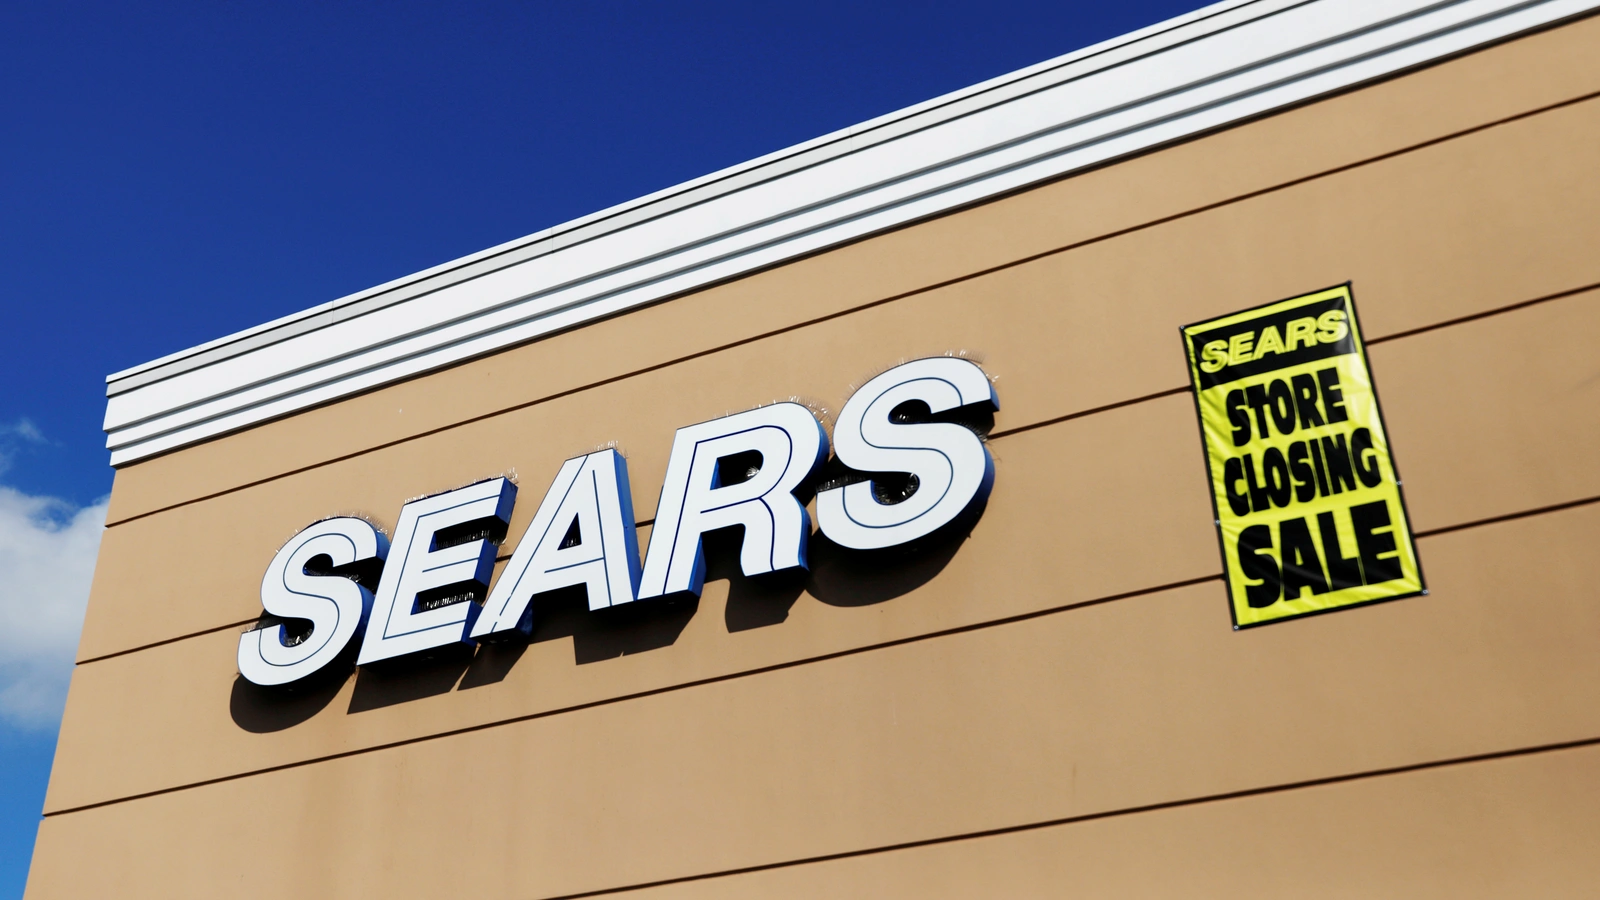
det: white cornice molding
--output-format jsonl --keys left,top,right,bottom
{"left": 103, "top": 0, "right": 1599, "bottom": 466}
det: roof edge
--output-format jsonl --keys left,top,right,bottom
{"left": 103, "top": 0, "right": 1600, "bottom": 465}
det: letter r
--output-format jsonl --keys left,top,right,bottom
{"left": 638, "top": 403, "right": 827, "bottom": 599}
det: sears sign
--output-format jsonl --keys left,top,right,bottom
{"left": 240, "top": 358, "right": 998, "bottom": 686}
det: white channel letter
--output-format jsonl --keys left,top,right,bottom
{"left": 357, "top": 477, "right": 516, "bottom": 665}
{"left": 238, "top": 517, "right": 388, "bottom": 686}
{"left": 470, "top": 449, "right": 642, "bottom": 639}
{"left": 817, "top": 357, "right": 998, "bottom": 550}
{"left": 638, "top": 403, "right": 827, "bottom": 599}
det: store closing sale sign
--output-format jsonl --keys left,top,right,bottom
{"left": 1183, "top": 284, "right": 1424, "bottom": 628}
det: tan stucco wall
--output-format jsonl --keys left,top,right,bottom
{"left": 28, "top": 15, "right": 1600, "bottom": 898}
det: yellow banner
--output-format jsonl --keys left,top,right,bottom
{"left": 1181, "top": 284, "right": 1425, "bottom": 628}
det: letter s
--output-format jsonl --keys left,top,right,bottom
{"left": 1316, "top": 309, "right": 1349, "bottom": 344}
{"left": 817, "top": 357, "right": 998, "bottom": 550}
{"left": 1198, "top": 340, "right": 1229, "bottom": 374}
{"left": 238, "top": 517, "right": 388, "bottom": 686}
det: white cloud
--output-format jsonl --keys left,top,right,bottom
{"left": 0, "top": 419, "right": 44, "bottom": 444}
{"left": 0, "top": 487, "right": 107, "bottom": 730}
{"left": 0, "top": 418, "right": 49, "bottom": 481}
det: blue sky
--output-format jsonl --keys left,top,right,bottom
{"left": 0, "top": 0, "right": 1208, "bottom": 893}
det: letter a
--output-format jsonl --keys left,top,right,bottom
{"left": 471, "top": 449, "right": 643, "bottom": 638}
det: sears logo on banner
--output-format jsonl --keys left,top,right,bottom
{"left": 239, "top": 357, "right": 998, "bottom": 686}
{"left": 1181, "top": 284, "right": 1425, "bottom": 629}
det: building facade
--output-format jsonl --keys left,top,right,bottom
{"left": 28, "top": 1, "right": 1600, "bottom": 896}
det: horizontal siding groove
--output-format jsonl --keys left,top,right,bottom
{"left": 48, "top": 493, "right": 1600, "bottom": 817}
{"left": 71, "top": 279, "right": 1600, "bottom": 668}
{"left": 100, "top": 85, "right": 1600, "bottom": 529}
{"left": 532, "top": 736, "right": 1600, "bottom": 900}
{"left": 73, "top": 618, "right": 259, "bottom": 668}
{"left": 986, "top": 385, "right": 1194, "bottom": 440}
{"left": 1365, "top": 278, "right": 1600, "bottom": 345}
{"left": 72, "top": 281, "right": 1600, "bottom": 662}
{"left": 1413, "top": 493, "right": 1600, "bottom": 538}
{"left": 48, "top": 573, "right": 1224, "bottom": 817}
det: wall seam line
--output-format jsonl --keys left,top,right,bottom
{"left": 50, "top": 491, "right": 1600, "bottom": 815}
{"left": 528, "top": 734, "right": 1600, "bottom": 900}
{"left": 46, "top": 573, "right": 1223, "bottom": 817}
{"left": 75, "top": 619, "right": 259, "bottom": 667}
{"left": 76, "top": 280, "right": 1600, "bottom": 663}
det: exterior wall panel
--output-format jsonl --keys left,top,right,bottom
{"left": 45, "top": 288, "right": 1600, "bottom": 814}
{"left": 28, "top": 505, "right": 1600, "bottom": 899}
{"left": 29, "top": 12, "right": 1600, "bottom": 899}
{"left": 79, "top": 89, "right": 1600, "bottom": 662}
{"left": 604, "top": 744, "right": 1600, "bottom": 899}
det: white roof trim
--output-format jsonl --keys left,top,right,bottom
{"left": 104, "top": 0, "right": 1599, "bottom": 465}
